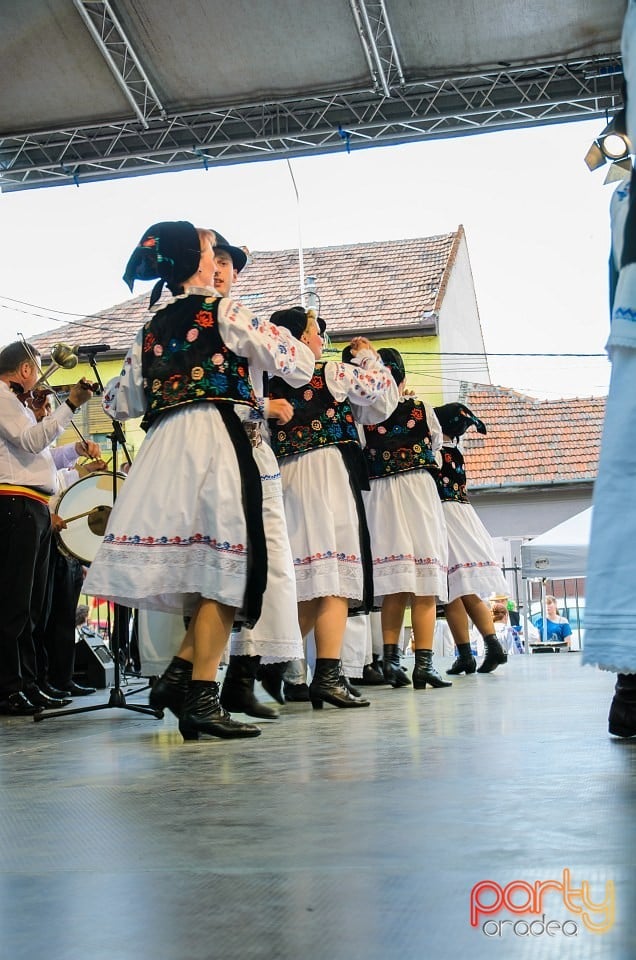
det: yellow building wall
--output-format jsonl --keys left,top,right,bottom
{"left": 326, "top": 333, "right": 444, "bottom": 406}
{"left": 50, "top": 358, "right": 145, "bottom": 462}
{"left": 51, "top": 332, "right": 443, "bottom": 465}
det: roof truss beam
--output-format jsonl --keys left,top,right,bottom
{"left": 349, "top": 0, "right": 405, "bottom": 96}
{"left": 72, "top": 0, "right": 166, "bottom": 128}
{"left": 0, "top": 55, "right": 621, "bottom": 190}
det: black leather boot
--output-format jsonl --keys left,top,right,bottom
{"left": 362, "top": 654, "right": 388, "bottom": 685}
{"left": 149, "top": 656, "right": 192, "bottom": 718}
{"left": 220, "top": 655, "right": 278, "bottom": 719}
{"left": 412, "top": 649, "right": 452, "bottom": 689}
{"left": 309, "top": 658, "right": 370, "bottom": 709}
{"left": 283, "top": 681, "right": 311, "bottom": 702}
{"left": 256, "top": 661, "right": 288, "bottom": 705}
{"left": 476, "top": 635, "right": 508, "bottom": 674}
{"left": 179, "top": 680, "right": 262, "bottom": 740}
{"left": 383, "top": 643, "right": 412, "bottom": 687}
{"left": 340, "top": 669, "right": 362, "bottom": 698}
{"left": 446, "top": 643, "right": 477, "bottom": 675}
{"left": 608, "top": 673, "right": 636, "bottom": 738}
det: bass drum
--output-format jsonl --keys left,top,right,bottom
{"left": 55, "top": 471, "right": 126, "bottom": 565}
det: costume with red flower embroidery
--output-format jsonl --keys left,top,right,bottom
{"left": 83, "top": 286, "right": 314, "bottom": 619}
{"left": 435, "top": 440, "right": 508, "bottom": 602}
{"left": 268, "top": 351, "right": 397, "bottom": 607}
{"left": 362, "top": 397, "right": 449, "bottom": 603}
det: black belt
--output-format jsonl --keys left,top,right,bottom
{"left": 338, "top": 442, "right": 374, "bottom": 616}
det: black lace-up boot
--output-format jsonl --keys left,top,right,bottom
{"left": 608, "top": 673, "right": 636, "bottom": 738}
{"left": 220, "top": 655, "right": 278, "bottom": 719}
{"left": 179, "top": 680, "right": 262, "bottom": 740}
{"left": 382, "top": 643, "right": 412, "bottom": 687}
{"left": 446, "top": 643, "right": 477, "bottom": 675}
{"left": 412, "top": 648, "right": 452, "bottom": 689}
{"left": 309, "top": 658, "right": 370, "bottom": 709}
{"left": 476, "top": 635, "right": 508, "bottom": 674}
{"left": 149, "top": 656, "right": 192, "bottom": 718}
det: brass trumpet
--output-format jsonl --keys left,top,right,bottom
{"left": 34, "top": 342, "right": 78, "bottom": 388}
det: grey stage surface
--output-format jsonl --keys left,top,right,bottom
{"left": 1, "top": 653, "right": 633, "bottom": 960}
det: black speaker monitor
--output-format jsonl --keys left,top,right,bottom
{"left": 74, "top": 637, "right": 115, "bottom": 689}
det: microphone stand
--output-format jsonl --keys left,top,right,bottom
{"left": 35, "top": 350, "right": 162, "bottom": 723}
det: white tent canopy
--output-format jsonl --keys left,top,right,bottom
{"left": 520, "top": 507, "right": 592, "bottom": 580}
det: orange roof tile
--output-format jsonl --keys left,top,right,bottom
{"left": 458, "top": 382, "right": 606, "bottom": 488}
{"left": 30, "top": 230, "right": 463, "bottom": 355}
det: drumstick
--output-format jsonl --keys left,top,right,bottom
{"left": 62, "top": 504, "right": 110, "bottom": 524}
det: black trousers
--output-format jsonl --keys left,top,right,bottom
{"left": 0, "top": 495, "right": 51, "bottom": 696}
{"left": 33, "top": 541, "right": 84, "bottom": 689}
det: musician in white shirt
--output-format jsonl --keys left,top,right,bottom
{"left": 0, "top": 340, "right": 97, "bottom": 716}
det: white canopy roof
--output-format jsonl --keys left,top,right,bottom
{"left": 520, "top": 508, "right": 593, "bottom": 579}
{"left": 0, "top": 0, "right": 624, "bottom": 191}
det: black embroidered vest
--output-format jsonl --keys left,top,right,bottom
{"left": 141, "top": 294, "right": 256, "bottom": 430}
{"left": 268, "top": 361, "right": 360, "bottom": 460}
{"left": 436, "top": 444, "right": 469, "bottom": 503}
{"left": 363, "top": 397, "right": 438, "bottom": 480}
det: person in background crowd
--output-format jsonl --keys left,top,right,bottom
{"left": 533, "top": 595, "right": 572, "bottom": 647}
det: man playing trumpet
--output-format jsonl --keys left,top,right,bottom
{"left": 0, "top": 340, "right": 98, "bottom": 716}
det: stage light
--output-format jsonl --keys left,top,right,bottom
{"left": 584, "top": 110, "right": 632, "bottom": 174}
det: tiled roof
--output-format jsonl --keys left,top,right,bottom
{"left": 458, "top": 382, "right": 606, "bottom": 488}
{"left": 30, "top": 230, "right": 462, "bottom": 356}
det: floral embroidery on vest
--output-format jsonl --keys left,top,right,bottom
{"left": 141, "top": 295, "right": 256, "bottom": 430}
{"left": 269, "top": 361, "right": 360, "bottom": 460}
{"left": 363, "top": 398, "right": 438, "bottom": 479}
{"left": 436, "top": 445, "right": 469, "bottom": 503}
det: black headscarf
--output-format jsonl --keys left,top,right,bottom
{"left": 377, "top": 347, "right": 405, "bottom": 386}
{"left": 434, "top": 402, "right": 487, "bottom": 440}
{"left": 123, "top": 221, "right": 201, "bottom": 307}
{"left": 270, "top": 305, "right": 326, "bottom": 339}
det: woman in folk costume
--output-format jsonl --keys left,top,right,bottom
{"left": 433, "top": 402, "right": 509, "bottom": 675}
{"left": 197, "top": 239, "right": 307, "bottom": 722}
{"left": 220, "top": 365, "right": 306, "bottom": 721}
{"left": 267, "top": 306, "right": 398, "bottom": 709}
{"left": 83, "top": 222, "right": 314, "bottom": 741}
{"left": 361, "top": 348, "right": 450, "bottom": 690}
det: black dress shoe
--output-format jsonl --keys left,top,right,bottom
{"left": 24, "top": 684, "right": 71, "bottom": 709}
{"left": 40, "top": 682, "right": 73, "bottom": 700}
{"left": 0, "top": 692, "right": 41, "bottom": 716}
{"left": 65, "top": 682, "right": 97, "bottom": 696}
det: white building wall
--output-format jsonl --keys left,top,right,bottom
{"left": 437, "top": 235, "right": 490, "bottom": 401}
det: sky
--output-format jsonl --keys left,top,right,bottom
{"left": 0, "top": 116, "right": 618, "bottom": 399}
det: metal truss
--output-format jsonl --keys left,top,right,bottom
{"left": 349, "top": 0, "right": 405, "bottom": 96}
{"left": 72, "top": 0, "right": 165, "bottom": 128}
{"left": 0, "top": 54, "right": 622, "bottom": 191}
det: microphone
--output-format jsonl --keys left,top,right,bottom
{"left": 76, "top": 344, "right": 111, "bottom": 355}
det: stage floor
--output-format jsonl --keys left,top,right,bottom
{"left": 0, "top": 653, "right": 633, "bottom": 960}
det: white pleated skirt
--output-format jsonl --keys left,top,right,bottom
{"left": 363, "top": 469, "right": 448, "bottom": 604}
{"left": 340, "top": 613, "right": 373, "bottom": 676}
{"left": 83, "top": 405, "right": 249, "bottom": 615}
{"left": 443, "top": 500, "right": 509, "bottom": 602}
{"left": 230, "top": 441, "right": 303, "bottom": 663}
{"left": 279, "top": 446, "right": 364, "bottom": 604}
